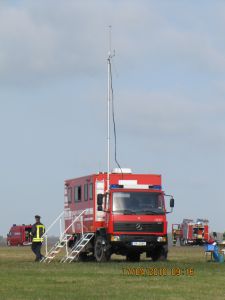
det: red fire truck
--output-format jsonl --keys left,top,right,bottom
{"left": 172, "top": 219, "right": 209, "bottom": 246}
{"left": 64, "top": 168, "right": 174, "bottom": 262}
{"left": 7, "top": 224, "right": 32, "bottom": 246}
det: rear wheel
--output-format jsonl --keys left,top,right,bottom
{"left": 94, "top": 236, "right": 111, "bottom": 262}
{"left": 126, "top": 252, "right": 140, "bottom": 262}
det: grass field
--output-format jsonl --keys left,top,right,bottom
{"left": 0, "top": 246, "right": 225, "bottom": 300}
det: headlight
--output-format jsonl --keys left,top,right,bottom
{"left": 111, "top": 235, "right": 120, "bottom": 241}
{"left": 157, "top": 236, "right": 167, "bottom": 242}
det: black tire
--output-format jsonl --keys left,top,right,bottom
{"left": 126, "top": 252, "right": 141, "bottom": 262}
{"left": 151, "top": 247, "right": 167, "bottom": 261}
{"left": 94, "top": 236, "right": 111, "bottom": 262}
{"left": 159, "top": 249, "right": 168, "bottom": 261}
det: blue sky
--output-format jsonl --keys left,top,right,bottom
{"left": 0, "top": 0, "right": 225, "bottom": 235}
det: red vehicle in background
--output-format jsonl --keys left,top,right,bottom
{"left": 7, "top": 224, "right": 32, "bottom": 246}
{"left": 64, "top": 168, "right": 174, "bottom": 262}
{"left": 172, "top": 219, "right": 209, "bottom": 246}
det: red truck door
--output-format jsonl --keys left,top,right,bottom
{"left": 24, "top": 226, "right": 32, "bottom": 244}
{"left": 9, "top": 228, "right": 17, "bottom": 245}
{"left": 17, "top": 227, "right": 23, "bottom": 245}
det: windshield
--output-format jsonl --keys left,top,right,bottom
{"left": 113, "top": 192, "right": 164, "bottom": 215}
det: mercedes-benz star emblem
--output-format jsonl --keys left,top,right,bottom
{"left": 136, "top": 223, "right": 143, "bottom": 231}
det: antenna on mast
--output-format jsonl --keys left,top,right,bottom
{"left": 106, "top": 26, "right": 121, "bottom": 192}
{"left": 107, "top": 25, "right": 112, "bottom": 192}
{"left": 108, "top": 25, "right": 112, "bottom": 56}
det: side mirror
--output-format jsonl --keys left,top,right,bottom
{"left": 170, "top": 198, "right": 175, "bottom": 208}
{"left": 97, "top": 205, "right": 103, "bottom": 211}
{"left": 97, "top": 194, "right": 104, "bottom": 206}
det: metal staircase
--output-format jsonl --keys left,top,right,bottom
{"left": 41, "top": 234, "right": 72, "bottom": 263}
{"left": 60, "top": 233, "right": 94, "bottom": 263}
{"left": 41, "top": 209, "right": 90, "bottom": 263}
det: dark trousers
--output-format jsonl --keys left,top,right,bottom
{"left": 31, "top": 242, "right": 43, "bottom": 261}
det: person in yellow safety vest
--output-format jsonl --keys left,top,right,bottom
{"left": 172, "top": 230, "right": 177, "bottom": 246}
{"left": 30, "top": 215, "right": 45, "bottom": 262}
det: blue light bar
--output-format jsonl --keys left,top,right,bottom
{"left": 110, "top": 184, "right": 124, "bottom": 189}
{"left": 149, "top": 185, "right": 162, "bottom": 190}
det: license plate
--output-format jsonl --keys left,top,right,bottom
{"left": 132, "top": 241, "right": 146, "bottom": 246}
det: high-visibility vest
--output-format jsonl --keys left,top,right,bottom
{"left": 32, "top": 225, "right": 45, "bottom": 242}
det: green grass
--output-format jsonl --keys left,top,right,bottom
{"left": 0, "top": 246, "right": 225, "bottom": 300}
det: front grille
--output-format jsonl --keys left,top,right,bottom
{"left": 114, "top": 222, "right": 164, "bottom": 233}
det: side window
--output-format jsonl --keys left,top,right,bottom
{"left": 84, "top": 184, "right": 88, "bottom": 201}
{"left": 74, "top": 186, "right": 82, "bottom": 202}
{"left": 89, "top": 183, "right": 93, "bottom": 200}
{"left": 67, "top": 187, "right": 72, "bottom": 203}
{"left": 158, "top": 194, "right": 164, "bottom": 210}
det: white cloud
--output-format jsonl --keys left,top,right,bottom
{"left": 117, "top": 90, "right": 224, "bottom": 139}
{"left": 0, "top": 1, "right": 225, "bottom": 85}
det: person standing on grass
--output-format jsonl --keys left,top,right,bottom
{"left": 30, "top": 215, "right": 45, "bottom": 262}
{"left": 207, "top": 235, "right": 219, "bottom": 261}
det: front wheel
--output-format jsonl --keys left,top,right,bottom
{"left": 94, "top": 236, "right": 111, "bottom": 262}
{"left": 151, "top": 247, "right": 167, "bottom": 261}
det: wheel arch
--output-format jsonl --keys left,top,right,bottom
{"left": 95, "top": 227, "right": 107, "bottom": 239}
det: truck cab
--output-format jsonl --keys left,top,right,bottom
{"left": 7, "top": 225, "right": 32, "bottom": 246}
{"left": 96, "top": 184, "right": 173, "bottom": 261}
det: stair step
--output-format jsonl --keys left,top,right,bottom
{"left": 67, "top": 256, "right": 78, "bottom": 260}
{"left": 45, "top": 257, "right": 54, "bottom": 260}
{"left": 60, "top": 233, "right": 95, "bottom": 263}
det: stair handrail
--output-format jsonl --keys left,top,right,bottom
{"left": 61, "top": 209, "right": 88, "bottom": 240}
{"left": 43, "top": 209, "right": 88, "bottom": 260}
{"left": 42, "top": 211, "right": 65, "bottom": 239}
{"left": 58, "top": 209, "right": 87, "bottom": 261}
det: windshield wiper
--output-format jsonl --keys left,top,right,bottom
{"left": 138, "top": 210, "right": 162, "bottom": 215}
{"left": 123, "top": 209, "right": 136, "bottom": 215}
{"left": 113, "top": 209, "right": 136, "bottom": 215}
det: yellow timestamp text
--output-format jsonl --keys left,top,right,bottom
{"left": 122, "top": 267, "right": 194, "bottom": 276}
